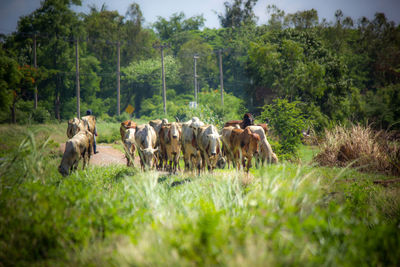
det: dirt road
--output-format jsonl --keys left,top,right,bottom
{"left": 60, "top": 143, "right": 140, "bottom": 166}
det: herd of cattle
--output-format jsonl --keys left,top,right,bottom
{"left": 58, "top": 113, "right": 278, "bottom": 176}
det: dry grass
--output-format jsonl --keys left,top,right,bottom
{"left": 314, "top": 125, "right": 400, "bottom": 176}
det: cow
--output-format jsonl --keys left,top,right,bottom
{"left": 67, "top": 117, "right": 87, "bottom": 138}
{"left": 135, "top": 124, "right": 158, "bottom": 170}
{"left": 58, "top": 130, "right": 93, "bottom": 176}
{"left": 246, "top": 125, "right": 278, "bottom": 166}
{"left": 159, "top": 122, "right": 182, "bottom": 173}
{"left": 256, "top": 123, "right": 269, "bottom": 135}
{"left": 181, "top": 117, "right": 204, "bottom": 171}
{"left": 224, "top": 113, "right": 255, "bottom": 129}
{"left": 81, "top": 115, "right": 96, "bottom": 135}
{"left": 230, "top": 128, "right": 260, "bottom": 172}
{"left": 120, "top": 120, "right": 137, "bottom": 141}
{"left": 149, "top": 118, "right": 168, "bottom": 169}
{"left": 221, "top": 126, "right": 239, "bottom": 168}
{"left": 196, "top": 125, "right": 222, "bottom": 172}
{"left": 82, "top": 115, "right": 97, "bottom": 153}
{"left": 123, "top": 128, "right": 136, "bottom": 167}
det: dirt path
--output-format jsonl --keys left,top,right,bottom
{"left": 60, "top": 143, "right": 140, "bottom": 166}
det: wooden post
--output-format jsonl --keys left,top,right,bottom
{"left": 117, "top": 41, "right": 121, "bottom": 116}
{"left": 218, "top": 49, "right": 224, "bottom": 106}
{"left": 193, "top": 55, "right": 199, "bottom": 105}
{"left": 75, "top": 39, "right": 80, "bottom": 119}
{"left": 33, "top": 34, "right": 38, "bottom": 109}
{"left": 161, "top": 47, "right": 167, "bottom": 115}
{"left": 153, "top": 43, "right": 170, "bottom": 115}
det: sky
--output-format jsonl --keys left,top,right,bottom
{"left": 1, "top": 0, "right": 400, "bottom": 34}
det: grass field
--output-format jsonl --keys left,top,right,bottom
{"left": 0, "top": 122, "right": 399, "bottom": 266}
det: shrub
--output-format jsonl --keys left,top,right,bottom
{"left": 32, "top": 106, "right": 51, "bottom": 123}
{"left": 314, "top": 124, "right": 400, "bottom": 176}
{"left": 260, "top": 98, "right": 306, "bottom": 160}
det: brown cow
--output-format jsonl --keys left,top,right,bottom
{"left": 221, "top": 126, "right": 239, "bottom": 168}
{"left": 149, "top": 118, "right": 169, "bottom": 169}
{"left": 159, "top": 122, "right": 182, "bottom": 173}
{"left": 230, "top": 128, "right": 260, "bottom": 172}
{"left": 59, "top": 130, "right": 93, "bottom": 176}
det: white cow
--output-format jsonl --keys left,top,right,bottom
{"left": 135, "top": 124, "right": 158, "bottom": 170}
{"left": 196, "top": 124, "right": 222, "bottom": 172}
{"left": 181, "top": 117, "right": 205, "bottom": 171}
{"left": 246, "top": 125, "right": 278, "bottom": 165}
{"left": 122, "top": 128, "right": 136, "bottom": 166}
{"left": 59, "top": 130, "right": 93, "bottom": 176}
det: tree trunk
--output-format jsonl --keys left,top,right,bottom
{"left": 55, "top": 93, "right": 60, "bottom": 121}
{"left": 11, "top": 101, "right": 16, "bottom": 124}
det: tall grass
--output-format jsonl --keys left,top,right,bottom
{"left": 1, "top": 128, "right": 399, "bottom": 266}
{"left": 314, "top": 124, "right": 400, "bottom": 176}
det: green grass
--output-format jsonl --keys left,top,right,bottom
{"left": 0, "top": 123, "right": 399, "bottom": 266}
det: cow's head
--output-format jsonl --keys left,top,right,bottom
{"left": 170, "top": 122, "right": 181, "bottom": 140}
{"left": 206, "top": 133, "right": 221, "bottom": 168}
{"left": 58, "top": 163, "right": 69, "bottom": 177}
{"left": 140, "top": 147, "right": 158, "bottom": 169}
{"left": 123, "top": 130, "right": 136, "bottom": 155}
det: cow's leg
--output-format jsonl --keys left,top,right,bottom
{"left": 246, "top": 156, "right": 252, "bottom": 172}
{"left": 82, "top": 151, "right": 87, "bottom": 170}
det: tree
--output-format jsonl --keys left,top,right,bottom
{"left": 0, "top": 47, "right": 22, "bottom": 123}
{"left": 284, "top": 9, "right": 319, "bottom": 29}
{"left": 218, "top": 0, "right": 258, "bottom": 28}
{"left": 122, "top": 56, "right": 181, "bottom": 115}
{"left": 14, "top": 0, "right": 83, "bottom": 120}
{"left": 177, "top": 37, "right": 218, "bottom": 94}
{"left": 153, "top": 12, "right": 205, "bottom": 40}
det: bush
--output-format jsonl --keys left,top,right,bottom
{"left": 260, "top": 99, "right": 306, "bottom": 160}
{"left": 32, "top": 106, "right": 51, "bottom": 123}
{"left": 314, "top": 124, "right": 400, "bottom": 176}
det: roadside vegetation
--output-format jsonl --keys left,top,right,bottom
{"left": 0, "top": 123, "right": 399, "bottom": 265}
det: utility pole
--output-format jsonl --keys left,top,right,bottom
{"left": 153, "top": 43, "right": 170, "bottom": 115}
{"left": 218, "top": 49, "right": 224, "bottom": 106}
{"left": 193, "top": 54, "right": 199, "bottom": 105}
{"left": 33, "top": 34, "right": 38, "bottom": 109}
{"left": 75, "top": 39, "right": 80, "bottom": 119}
{"left": 117, "top": 41, "right": 121, "bottom": 116}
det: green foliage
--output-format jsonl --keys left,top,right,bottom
{"left": 218, "top": 0, "right": 258, "bottom": 28}
{"left": 123, "top": 55, "right": 181, "bottom": 115}
{"left": 365, "top": 84, "right": 400, "bottom": 129}
{"left": 153, "top": 12, "right": 205, "bottom": 40}
{"left": 1, "top": 129, "right": 399, "bottom": 265}
{"left": 260, "top": 99, "right": 306, "bottom": 159}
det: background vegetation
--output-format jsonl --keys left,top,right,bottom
{"left": 1, "top": 0, "right": 399, "bottom": 132}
